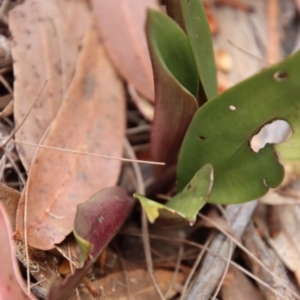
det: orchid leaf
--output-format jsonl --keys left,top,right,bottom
{"left": 147, "top": 9, "right": 198, "bottom": 173}
{"left": 178, "top": 51, "right": 300, "bottom": 204}
{"left": 166, "top": 0, "right": 218, "bottom": 101}
{"left": 47, "top": 187, "right": 134, "bottom": 300}
{"left": 135, "top": 164, "right": 213, "bottom": 226}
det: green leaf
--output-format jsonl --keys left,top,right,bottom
{"left": 177, "top": 51, "right": 300, "bottom": 204}
{"left": 147, "top": 9, "right": 198, "bottom": 173}
{"left": 179, "top": 0, "right": 218, "bottom": 100}
{"left": 135, "top": 164, "right": 213, "bottom": 225}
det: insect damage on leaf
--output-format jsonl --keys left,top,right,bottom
{"left": 178, "top": 50, "right": 300, "bottom": 205}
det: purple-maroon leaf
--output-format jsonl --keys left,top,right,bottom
{"left": 0, "top": 203, "right": 37, "bottom": 300}
{"left": 47, "top": 187, "right": 134, "bottom": 300}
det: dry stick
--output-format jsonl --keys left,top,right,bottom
{"left": 187, "top": 202, "right": 257, "bottom": 300}
{"left": 243, "top": 221, "right": 295, "bottom": 299}
{"left": 164, "top": 245, "right": 184, "bottom": 299}
{"left": 0, "top": 78, "right": 49, "bottom": 151}
{"left": 181, "top": 234, "right": 215, "bottom": 300}
{"left": 124, "top": 138, "right": 165, "bottom": 300}
{"left": 124, "top": 232, "right": 294, "bottom": 300}
{"left": 0, "top": 0, "right": 9, "bottom": 24}
{"left": 126, "top": 124, "right": 152, "bottom": 135}
{"left": 211, "top": 239, "right": 232, "bottom": 300}
{"left": 0, "top": 74, "right": 12, "bottom": 94}
{"left": 0, "top": 138, "right": 165, "bottom": 166}
{"left": 0, "top": 153, "right": 6, "bottom": 182}
{"left": 198, "top": 212, "right": 300, "bottom": 300}
{"left": 0, "top": 66, "right": 11, "bottom": 74}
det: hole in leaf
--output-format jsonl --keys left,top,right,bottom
{"left": 274, "top": 70, "right": 288, "bottom": 82}
{"left": 199, "top": 136, "right": 206, "bottom": 141}
{"left": 229, "top": 105, "right": 236, "bottom": 111}
{"left": 262, "top": 178, "right": 268, "bottom": 187}
{"left": 250, "top": 120, "right": 292, "bottom": 153}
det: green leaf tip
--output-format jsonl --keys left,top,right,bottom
{"left": 146, "top": 8, "right": 198, "bottom": 97}
{"left": 178, "top": 50, "right": 300, "bottom": 204}
{"left": 180, "top": 0, "right": 218, "bottom": 100}
{"left": 135, "top": 164, "right": 213, "bottom": 226}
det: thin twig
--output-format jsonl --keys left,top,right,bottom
{"left": 24, "top": 183, "right": 30, "bottom": 294}
{"left": 0, "top": 74, "right": 12, "bottom": 94}
{"left": 198, "top": 213, "right": 300, "bottom": 300}
{"left": 124, "top": 138, "right": 165, "bottom": 299}
{"left": 227, "top": 40, "right": 271, "bottom": 65}
{"left": 0, "top": 78, "right": 49, "bottom": 150}
{"left": 114, "top": 241, "right": 132, "bottom": 299}
{"left": 181, "top": 234, "right": 214, "bottom": 300}
{"left": 0, "top": 138, "right": 165, "bottom": 165}
{"left": 211, "top": 239, "right": 232, "bottom": 299}
{"left": 164, "top": 245, "right": 184, "bottom": 299}
{"left": 4, "top": 148, "right": 26, "bottom": 185}
{"left": 122, "top": 232, "right": 294, "bottom": 300}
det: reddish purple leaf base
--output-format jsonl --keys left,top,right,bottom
{"left": 47, "top": 187, "right": 134, "bottom": 300}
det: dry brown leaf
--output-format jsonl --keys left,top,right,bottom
{"left": 222, "top": 266, "right": 264, "bottom": 300}
{"left": 71, "top": 268, "right": 184, "bottom": 300}
{"left": 0, "top": 182, "right": 20, "bottom": 230}
{"left": 92, "top": 0, "right": 159, "bottom": 101}
{"left": 9, "top": 0, "right": 90, "bottom": 171}
{"left": 15, "top": 20, "right": 126, "bottom": 250}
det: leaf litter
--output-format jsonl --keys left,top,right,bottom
{"left": 0, "top": 0, "right": 300, "bottom": 300}
{"left": 15, "top": 18, "right": 126, "bottom": 250}
{"left": 10, "top": 0, "right": 90, "bottom": 171}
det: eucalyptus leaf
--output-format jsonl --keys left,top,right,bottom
{"left": 178, "top": 51, "right": 300, "bottom": 204}
{"left": 147, "top": 9, "right": 198, "bottom": 173}
{"left": 135, "top": 164, "right": 213, "bottom": 225}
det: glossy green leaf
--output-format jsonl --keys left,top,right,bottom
{"left": 135, "top": 164, "right": 213, "bottom": 225}
{"left": 147, "top": 9, "right": 198, "bottom": 173}
{"left": 178, "top": 0, "right": 218, "bottom": 100}
{"left": 47, "top": 187, "right": 134, "bottom": 300}
{"left": 178, "top": 51, "right": 300, "bottom": 204}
